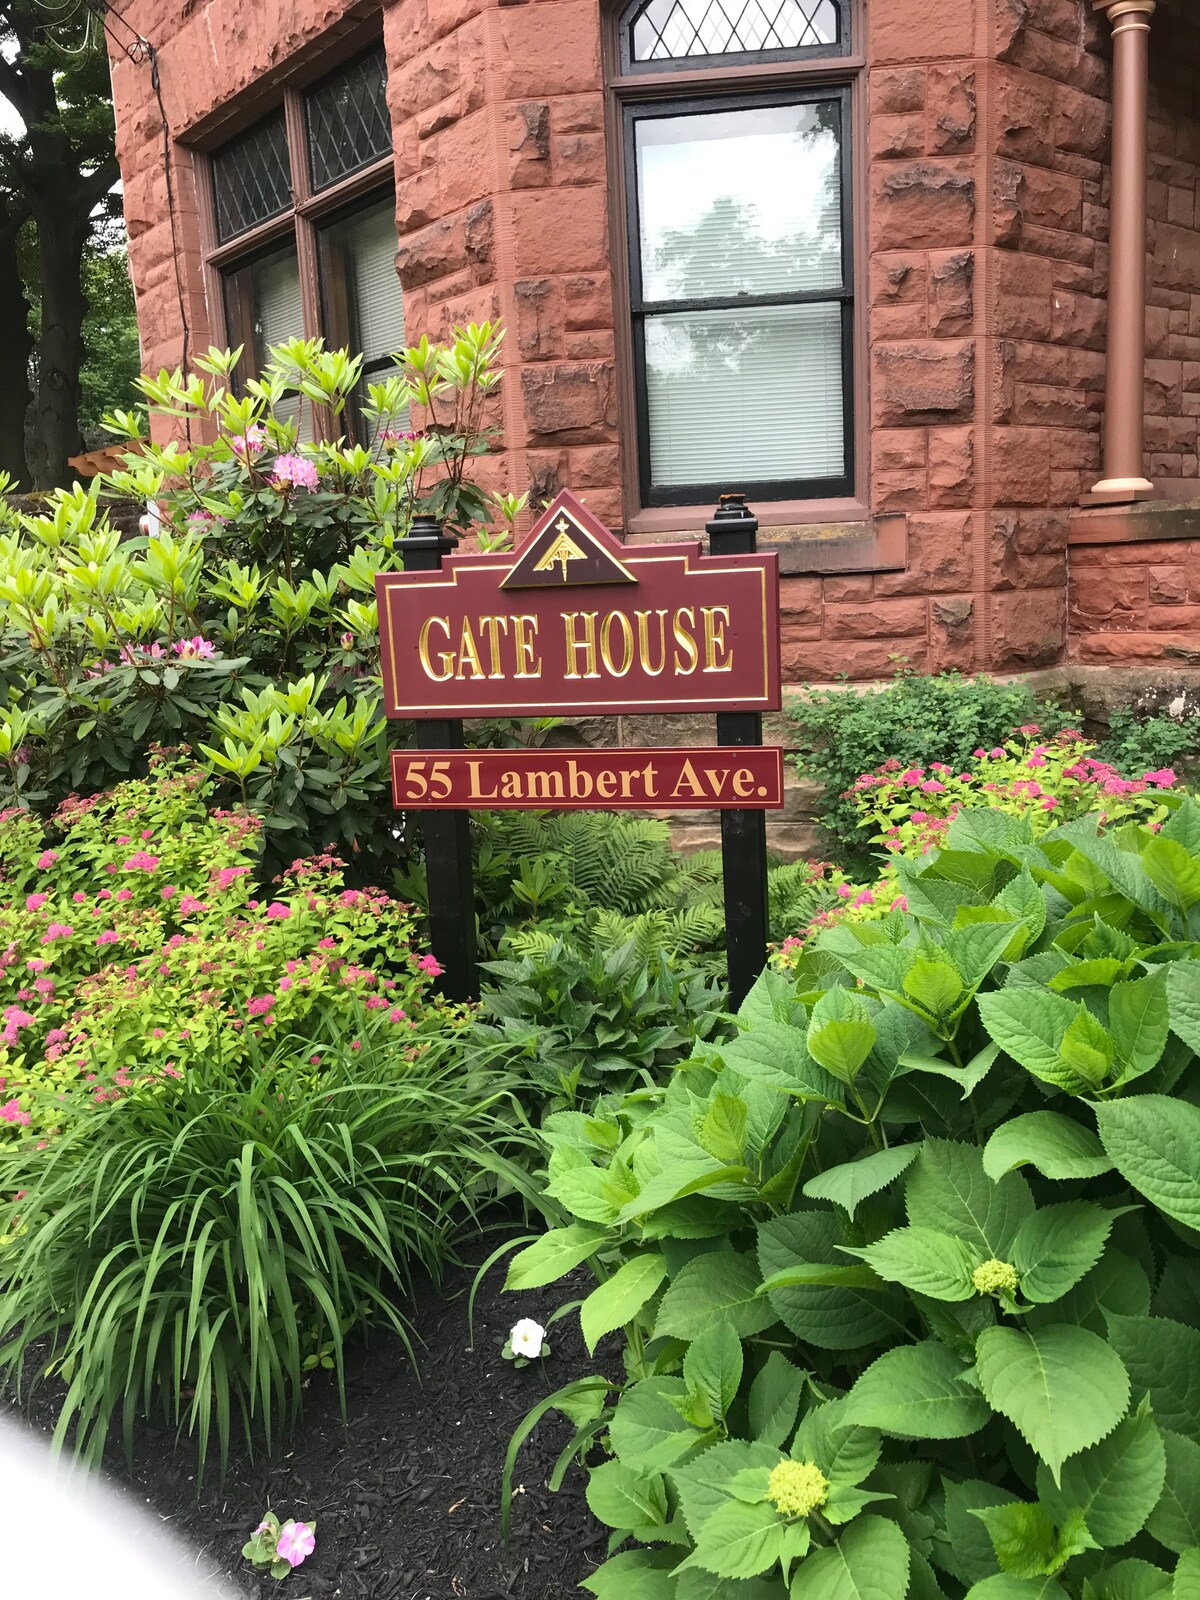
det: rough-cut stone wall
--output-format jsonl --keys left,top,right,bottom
{"left": 1069, "top": 528, "right": 1200, "bottom": 666}
{"left": 105, "top": 0, "right": 1200, "bottom": 688}
{"left": 1144, "top": 8, "right": 1200, "bottom": 485}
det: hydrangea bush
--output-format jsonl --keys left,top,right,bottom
{"left": 0, "top": 752, "right": 455, "bottom": 1140}
{"left": 505, "top": 792, "right": 1200, "bottom": 1600}
{"left": 0, "top": 326, "right": 523, "bottom": 873}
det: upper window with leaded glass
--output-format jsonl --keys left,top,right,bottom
{"left": 212, "top": 112, "right": 292, "bottom": 243}
{"left": 620, "top": 0, "right": 847, "bottom": 71}
{"left": 306, "top": 44, "right": 392, "bottom": 192}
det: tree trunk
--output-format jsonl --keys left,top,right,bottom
{"left": 0, "top": 218, "right": 32, "bottom": 486}
{"left": 28, "top": 202, "right": 88, "bottom": 488}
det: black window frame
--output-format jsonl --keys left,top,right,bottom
{"left": 624, "top": 83, "right": 855, "bottom": 509}
{"left": 619, "top": 0, "right": 851, "bottom": 75}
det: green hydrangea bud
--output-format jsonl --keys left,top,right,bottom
{"left": 973, "top": 1257, "right": 1019, "bottom": 1297}
{"left": 766, "top": 1459, "right": 829, "bottom": 1519}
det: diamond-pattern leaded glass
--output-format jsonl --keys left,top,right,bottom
{"left": 306, "top": 45, "right": 392, "bottom": 193}
{"left": 628, "top": 0, "right": 838, "bottom": 62}
{"left": 212, "top": 113, "right": 292, "bottom": 242}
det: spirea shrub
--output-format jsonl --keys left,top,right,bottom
{"left": 0, "top": 752, "right": 456, "bottom": 1140}
{"left": 505, "top": 791, "right": 1200, "bottom": 1599}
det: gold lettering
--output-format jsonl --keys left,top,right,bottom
{"left": 635, "top": 609, "right": 668, "bottom": 676}
{"left": 599, "top": 610, "right": 635, "bottom": 677}
{"left": 641, "top": 761, "right": 658, "bottom": 798}
{"left": 500, "top": 771, "right": 523, "bottom": 800}
{"left": 456, "top": 617, "right": 486, "bottom": 680}
{"left": 702, "top": 606, "right": 733, "bottom": 672}
{"left": 732, "top": 767, "right": 756, "bottom": 798}
{"left": 567, "top": 760, "right": 593, "bottom": 801}
{"left": 596, "top": 770, "right": 617, "bottom": 799}
{"left": 466, "top": 760, "right": 498, "bottom": 802}
{"left": 478, "top": 615, "right": 510, "bottom": 678}
{"left": 671, "top": 758, "right": 705, "bottom": 799}
{"left": 672, "top": 607, "right": 699, "bottom": 675}
{"left": 512, "top": 615, "right": 542, "bottom": 678}
{"left": 527, "top": 770, "right": 566, "bottom": 801}
{"left": 562, "top": 611, "right": 601, "bottom": 679}
{"left": 618, "top": 769, "right": 636, "bottom": 799}
{"left": 418, "top": 615, "right": 454, "bottom": 682}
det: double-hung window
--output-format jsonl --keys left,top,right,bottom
{"left": 613, "top": 0, "right": 855, "bottom": 510}
{"left": 204, "top": 43, "right": 406, "bottom": 442}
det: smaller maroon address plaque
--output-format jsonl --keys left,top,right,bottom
{"left": 391, "top": 746, "right": 785, "bottom": 811}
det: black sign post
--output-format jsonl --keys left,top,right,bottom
{"left": 706, "top": 495, "right": 770, "bottom": 1007}
{"left": 399, "top": 514, "right": 478, "bottom": 1001}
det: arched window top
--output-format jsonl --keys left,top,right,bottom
{"left": 619, "top": 0, "right": 846, "bottom": 72}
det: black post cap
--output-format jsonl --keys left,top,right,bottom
{"left": 706, "top": 492, "right": 758, "bottom": 552}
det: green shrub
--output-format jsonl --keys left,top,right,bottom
{"left": 0, "top": 326, "right": 521, "bottom": 874}
{"left": 1103, "top": 706, "right": 1200, "bottom": 779}
{"left": 787, "top": 668, "right": 1074, "bottom": 859}
{"left": 474, "top": 935, "right": 728, "bottom": 1102}
{"left": 0, "top": 753, "right": 457, "bottom": 1143}
{"left": 0, "top": 1013, "right": 529, "bottom": 1472}
{"left": 504, "top": 789, "right": 1200, "bottom": 1598}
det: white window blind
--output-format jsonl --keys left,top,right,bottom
{"left": 250, "top": 246, "right": 314, "bottom": 443}
{"left": 324, "top": 200, "right": 409, "bottom": 438}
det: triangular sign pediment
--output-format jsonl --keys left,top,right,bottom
{"left": 501, "top": 489, "right": 637, "bottom": 590}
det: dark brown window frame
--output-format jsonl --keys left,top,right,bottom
{"left": 195, "top": 44, "right": 397, "bottom": 440}
{"left": 603, "top": 0, "right": 870, "bottom": 533}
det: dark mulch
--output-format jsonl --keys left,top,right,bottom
{"left": 6, "top": 1233, "right": 618, "bottom": 1600}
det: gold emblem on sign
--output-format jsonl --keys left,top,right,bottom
{"left": 532, "top": 520, "right": 589, "bottom": 582}
{"left": 502, "top": 489, "right": 638, "bottom": 591}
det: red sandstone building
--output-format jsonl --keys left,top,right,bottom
{"left": 106, "top": 0, "right": 1200, "bottom": 684}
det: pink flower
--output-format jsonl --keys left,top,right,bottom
{"left": 98, "top": 889, "right": 112, "bottom": 900}
{"left": 417, "top": 954, "right": 444, "bottom": 977}
{"left": 41, "top": 923, "right": 74, "bottom": 944}
{"left": 25, "top": 893, "right": 48, "bottom": 912}
{"left": 851, "top": 890, "right": 875, "bottom": 909}
{"left": 214, "top": 866, "right": 249, "bottom": 890}
{"left": 920, "top": 780, "right": 946, "bottom": 794}
{"left": 173, "top": 636, "right": 216, "bottom": 660}
{"left": 1042, "top": 796, "right": 1059, "bottom": 809}
{"left": 178, "top": 895, "right": 206, "bottom": 915}
{"left": 1026, "top": 754, "right": 1047, "bottom": 769}
{"left": 1, "top": 1098, "right": 30, "bottom": 1126}
{"left": 990, "top": 747, "right": 1005, "bottom": 759}
{"left": 340, "top": 631, "right": 355, "bottom": 650}
{"left": 276, "top": 1522, "right": 316, "bottom": 1569}
{"left": 36, "top": 850, "right": 58, "bottom": 869}
{"left": 900, "top": 768, "right": 924, "bottom": 785}
{"left": 318, "top": 937, "right": 336, "bottom": 950}
{"left": 270, "top": 453, "right": 320, "bottom": 491}
{"left": 910, "top": 810, "right": 928, "bottom": 823}
{"left": 972, "top": 748, "right": 986, "bottom": 759}
{"left": 228, "top": 422, "right": 266, "bottom": 456}
{"left": 72, "top": 891, "right": 87, "bottom": 903}
{"left": 32, "top": 978, "right": 54, "bottom": 997}
{"left": 116, "top": 888, "right": 133, "bottom": 901}
{"left": 266, "top": 902, "right": 291, "bottom": 920}
{"left": 387, "top": 1006, "right": 406, "bottom": 1023}
{"left": 309, "top": 1055, "right": 322, "bottom": 1066}
{"left": 122, "top": 851, "right": 160, "bottom": 872}
{"left": 889, "top": 896, "right": 908, "bottom": 913}
{"left": 1146, "top": 768, "right": 1178, "bottom": 788}
{"left": 161, "top": 885, "right": 177, "bottom": 899}
{"left": 836, "top": 883, "right": 853, "bottom": 900}
{"left": 247, "top": 994, "right": 275, "bottom": 1017}
{"left": 1019, "top": 724, "right": 1041, "bottom": 737}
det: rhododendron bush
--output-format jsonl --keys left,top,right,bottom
{"left": 0, "top": 753, "right": 457, "bottom": 1140}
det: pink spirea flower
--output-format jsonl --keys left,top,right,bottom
{"left": 41, "top": 923, "right": 73, "bottom": 944}
{"left": 1146, "top": 768, "right": 1177, "bottom": 788}
{"left": 25, "top": 893, "right": 48, "bottom": 912}
{"left": 271, "top": 453, "right": 320, "bottom": 491}
{"left": 35, "top": 850, "right": 58, "bottom": 869}
{"left": 990, "top": 747, "right": 1005, "bottom": 759}
{"left": 276, "top": 1522, "right": 316, "bottom": 1569}
{"left": 1, "top": 1098, "right": 30, "bottom": 1126}
{"left": 920, "top": 780, "right": 946, "bottom": 794}
{"left": 96, "top": 930, "right": 119, "bottom": 946}
{"left": 318, "top": 937, "right": 336, "bottom": 950}
{"left": 890, "top": 896, "right": 908, "bottom": 913}
{"left": 116, "top": 888, "right": 133, "bottom": 901}
{"left": 178, "top": 895, "right": 206, "bottom": 915}
{"left": 123, "top": 851, "right": 160, "bottom": 872}
{"left": 266, "top": 902, "right": 291, "bottom": 920}
{"left": 851, "top": 890, "right": 875, "bottom": 909}
{"left": 387, "top": 1007, "right": 406, "bottom": 1023}
{"left": 417, "top": 954, "right": 444, "bottom": 977}
{"left": 173, "top": 635, "right": 216, "bottom": 660}
{"left": 247, "top": 994, "right": 275, "bottom": 1017}
{"left": 161, "top": 885, "right": 177, "bottom": 899}
{"left": 1042, "top": 796, "right": 1059, "bottom": 809}
{"left": 1026, "top": 754, "right": 1047, "bottom": 769}
{"left": 72, "top": 891, "right": 87, "bottom": 903}
{"left": 836, "top": 883, "right": 853, "bottom": 900}
{"left": 214, "top": 866, "right": 249, "bottom": 890}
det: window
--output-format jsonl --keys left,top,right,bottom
{"left": 204, "top": 43, "right": 405, "bottom": 442}
{"left": 612, "top": 0, "right": 856, "bottom": 511}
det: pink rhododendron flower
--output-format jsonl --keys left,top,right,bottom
{"left": 228, "top": 423, "right": 266, "bottom": 456}
{"left": 270, "top": 453, "right": 320, "bottom": 491}
{"left": 276, "top": 1522, "right": 316, "bottom": 1569}
{"left": 36, "top": 850, "right": 58, "bottom": 869}
{"left": 173, "top": 635, "right": 216, "bottom": 660}
{"left": 417, "top": 954, "right": 444, "bottom": 977}
{"left": 25, "top": 893, "right": 48, "bottom": 912}
{"left": 266, "top": 902, "right": 290, "bottom": 920}
{"left": 340, "top": 631, "right": 355, "bottom": 650}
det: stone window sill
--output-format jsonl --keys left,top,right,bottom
{"left": 626, "top": 505, "right": 907, "bottom": 576}
{"left": 1068, "top": 500, "right": 1200, "bottom": 545}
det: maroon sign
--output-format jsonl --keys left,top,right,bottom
{"left": 391, "top": 746, "right": 785, "bottom": 811}
{"left": 376, "top": 490, "right": 780, "bottom": 719}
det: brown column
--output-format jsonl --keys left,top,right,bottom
{"left": 1091, "top": 0, "right": 1156, "bottom": 501}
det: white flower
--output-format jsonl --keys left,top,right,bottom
{"left": 509, "top": 1318, "right": 546, "bottom": 1359}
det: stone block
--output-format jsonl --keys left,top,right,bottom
{"left": 563, "top": 274, "right": 613, "bottom": 331}
{"left": 554, "top": 132, "right": 606, "bottom": 186}
{"left": 875, "top": 512, "right": 975, "bottom": 595}
{"left": 821, "top": 575, "right": 873, "bottom": 604}
{"left": 929, "top": 251, "right": 975, "bottom": 334}
{"left": 872, "top": 113, "right": 925, "bottom": 161}
{"left": 870, "top": 67, "right": 926, "bottom": 116}
{"left": 991, "top": 589, "right": 1066, "bottom": 669}
{"left": 521, "top": 361, "right": 616, "bottom": 440}
{"left": 873, "top": 162, "right": 976, "bottom": 251}
{"left": 513, "top": 277, "right": 563, "bottom": 361}
{"left": 870, "top": 0, "right": 975, "bottom": 62}
{"left": 991, "top": 428, "right": 1053, "bottom": 505}
{"left": 824, "top": 599, "right": 928, "bottom": 639}
{"left": 927, "top": 65, "right": 977, "bottom": 154}
{"left": 498, "top": 2, "right": 602, "bottom": 98}
{"left": 928, "top": 427, "right": 975, "bottom": 507}
{"left": 506, "top": 101, "right": 551, "bottom": 189}
{"left": 873, "top": 340, "right": 975, "bottom": 426}
{"left": 510, "top": 188, "right": 608, "bottom": 274}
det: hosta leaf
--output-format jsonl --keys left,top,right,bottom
{"left": 849, "top": 1227, "right": 977, "bottom": 1302}
{"left": 1147, "top": 1431, "right": 1200, "bottom": 1553}
{"left": 803, "top": 1143, "right": 922, "bottom": 1219}
{"left": 654, "top": 1253, "right": 777, "bottom": 1342}
{"left": 788, "top": 1514, "right": 910, "bottom": 1600}
{"left": 844, "top": 1340, "right": 991, "bottom": 1439}
{"left": 1109, "top": 970, "right": 1170, "bottom": 1079}
{"left": 580, "top": 1255, "right": 669, "bottom": 1355}
{"left": 684, "top": 1319, "right": 743, "bottom": 1426}
{"left": 759, "top": 1210, "right": 908, "bottom": 1351}
{"left": 749, "top": 1352, "right": 807, "bottom": 1450}
{"left": 974, "top": 1324, "right": 1131, "bottom": 1482}
{"left": 1093, "top": 1096, "right": 1200, "bottom": 1231}
{"left": 1038, "top": 1401, "right": 1166, "bottom": 1548}
{"left": 1107, "top": 1316, "right": 1200, "bottom": 1446}
{"left": 1010, "top": 1202, "right": 1118, "bottom": 1305}
{"left": 586, "top": 1460, "right": 668, "bottom": 1532}
{"left": 906, "top": 1139, "right": 1035, "bottom": 1258}
{"left": 983, "top": 1113, "right": 1114, "bottom": 1182}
